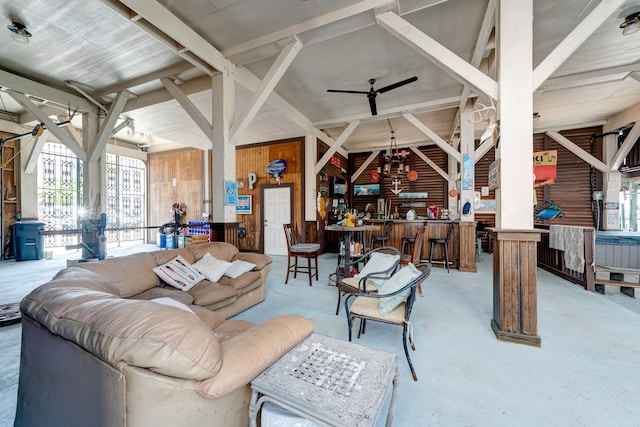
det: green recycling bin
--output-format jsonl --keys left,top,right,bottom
{"left": 13, "top": 221, "right": 45, "bottom": 261}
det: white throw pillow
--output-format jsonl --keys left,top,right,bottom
{"left": 150, "top": 297, "right": 194, "bottom": 314}
{"left": 354, "top": 252, "right": 400, "bottom": 288}
{"left": 224, "top": 259, "right": 257, "bottom": 279}
{"left": 378, "top": 263, "right": 421, "bottom": 315}
{"left": 153, "top": 255, "right": 205, "bottom": 291}
{"left": 193, "top": 253, "right": 232, "bottom": 282}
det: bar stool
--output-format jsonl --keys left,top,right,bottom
{"left": 476, "top": 236, "right": 484, "bottom": 262}
{"left": 283, "top": 223, "right": 320, "bottom": 286}
{"left": 401, "top": 236, "right": 415, "bottom": 256}
{"left": 401, "top": 221, "right": 427, "bottom": 256}
{"left": 428, "top": 222, "right": 454, "bottom": 273}
{"left": 371, "top": 221, "right": 393, "bottom": 249}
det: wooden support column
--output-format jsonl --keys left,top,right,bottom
{"left": 458, "top": 221, "right": 477, "bottom": 272}
{"left": 492, "top": 0, "right": 541, "bottom": 346}
{"left": 491, "top": 229, "right": 541, "bottom": 347}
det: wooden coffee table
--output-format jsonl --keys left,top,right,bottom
{"left": 249, "top": 333, "right": 399, "bottom": 427}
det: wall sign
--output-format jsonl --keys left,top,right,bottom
{"left": 398, "top": 192, "right": 428, "bottom": 199}
{"left": 462, "top": 152, "right": 474, "bottom": 190}
{"left": 329, "top": 156, "right": 341, "bottom": 168}
{"left": 225, "top": 181, "right": 238, "bottom": 205}
{"left": 236, "top": 195, "right": 252, "bottom": 214}
{"left": 533, "top": 150, "right": 557, "bottom": 186}
{"left": 488, "top": 159, "right": 500, "bottom": 190}
{"left": 266, "top": 159, "right": 287, "bottom": 183}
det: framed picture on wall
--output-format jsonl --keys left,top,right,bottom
{"left": 236, "top": 195, "right": 252, "bottom": 214}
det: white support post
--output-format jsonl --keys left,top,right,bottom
{"left": 495, "top": 0, "right": 533, "bottom": 229}
{"left": 603, "top": 134, "right": 621, "bottom": 230}
{"left": 460, "top": 108, "right": 475, "bottom": 223}
{"left": 19, "top": 137, "right": 39, "bottom": 220}
{"left": 305, "top": 133, "right": 317, "bottom": 222}
{"left": 211, "top": 71, "right": 237, "bottom": 223}
{"left": 202, "top": 150, "right": 211, "bottom": 220}
{"left": 82, "top": 112, "right": 105, "bottom": 219}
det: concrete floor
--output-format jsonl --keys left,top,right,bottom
{"left": 1, "top": 244, "right": 640, "bottom": 426}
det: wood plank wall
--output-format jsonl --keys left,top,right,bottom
{"left": 316, "top": 140, "right": 347, "bottom": 252}
{"left": 534, "top": 126, "right": 602, "bottom": 227}
{"left": 349, "top": 145, "right": 447, "bottom": 218}
{"left": 147, "top": 148, "right": 203, "bottom": 242}
{"left": 236, "top": 137, "right": 304, "bottom": 252}
{"left": 475, "top": 141, "right": 496, "bottom": 231}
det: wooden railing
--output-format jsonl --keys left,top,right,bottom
{"left": 535, "top": 225, "right": 595, "bottom": 292}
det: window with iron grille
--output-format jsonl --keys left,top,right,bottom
{"left": 37, "top": 142, "right": 82, "bottom": 248}
{"left": 105, "top": 153, "right": 145, "bottom": 244}
{"left": 37, "top": 144, "right": 146, "bottom": 248}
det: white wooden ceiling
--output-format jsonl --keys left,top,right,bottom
{"left": 0, "top": 0, "right": 639, "bottom": 153}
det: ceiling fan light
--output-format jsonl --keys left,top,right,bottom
{"left": 620, "top": 12, "right": 640, "bottom": 35}
{"left": 7, "top": 21, "right": 32, "bottom": 44}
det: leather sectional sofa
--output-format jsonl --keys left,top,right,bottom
{"left": 14, "top": 242, "right": 314, "bottom": 426}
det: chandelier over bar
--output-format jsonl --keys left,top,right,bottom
{"left": 378, "top": 120, "right": 409, "bottom": 179}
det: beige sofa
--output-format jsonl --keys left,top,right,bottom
{"left": 75, "top": 242, "right": 272, "bottom": 319}
{"left": 14, "top": 244, "right": 314, "bottom": 427}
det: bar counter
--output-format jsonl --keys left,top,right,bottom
{"left": 365, "top": 219, "right": 477, "bottom": 272}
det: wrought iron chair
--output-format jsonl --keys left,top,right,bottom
{"left": 399, "top": 226, "right": 426, "bottom": 295}
{"left": 335, "top": 246, "right": 401, "bottom": 315}
{"left": 345, "top": 262, "right": 432, "bottom": 381}
{"left": 283, "top": 223, "right": 320, "bottom": 286}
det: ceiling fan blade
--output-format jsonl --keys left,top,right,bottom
{"left": 368, "top": 96, "right": 378, "bottom": 116}
{"left": 376, "top": 76, "right": 418, "bottom": 94}
{"left": 327, "top": 89, "right": 369, "bottom": 94}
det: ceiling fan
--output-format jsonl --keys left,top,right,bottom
{"left": 327, "top": 76, "right": 418, "bottom": 116}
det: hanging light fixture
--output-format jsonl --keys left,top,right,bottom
{"left": 620, "top": 12, "right": 640, "bottom": 35}
{"left": 381, "top": 128, "right": 407, "bottom": 177}
{"left": 7, "top": 21, "right": 32, "bottom": 44}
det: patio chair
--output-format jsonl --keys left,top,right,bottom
{"left": 335, "top": 246, "right": 401, "bottom": 315}
{"left": 283, "top": 223, "right": 320, "bottom": 286}
{"left": 345, "top": 262, "right": 432, "bottom": 381}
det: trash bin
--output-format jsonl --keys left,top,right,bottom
{"left": 13, "top": 221, "right": 45, "bottom": 261}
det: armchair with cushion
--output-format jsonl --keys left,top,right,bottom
{"left": 335, "top": 246, "right": 401, "bottom": 315}
{"left": 345, "top": 262, "right": 431, "bottom": 381}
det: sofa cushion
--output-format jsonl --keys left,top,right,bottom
{"left": 232, "top": 252, "right": 273, "bottom": 270}
{"left": 219, "top": 271, "right": 261, "bottom": 292}
{"left": 224, "top": 259, "right": 256, "bottom": 279}
{"left": 212, "top": 319, "right": 254, "bottom": 343}
{"left": 51, "top": 268, "right": 120, "bottom": 296}
{"left": 150, "top": 297, "right": 194, "bottom": 313}
{"left": 196, "top": 315, "right": 313, "bottom": 398}
{"left": 153, "top": 255, "right": 205, "bottom": 291}
{"left": 190, "top": 242, "right": 239, "bottom": 263}
{"left": 134, "top": 287, "right": 194, "bottom": 305}
{"left": 194, "top": 253, "right": 232, "bottom": 282}
{"left": 188, "top": 281, "right": 237, "bottom": 306}
{"left": 188, "top": 305, "right": 226, "bottom": 330}
{"left": 74, "top": 252, "right": 160, "bottom": 297}
{"left": 150, "top": 247, "right": 195, "bottom": 266}
{"left": 21, "top": 286, "right": 223, "bottom": 381}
